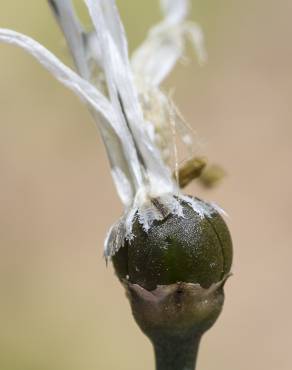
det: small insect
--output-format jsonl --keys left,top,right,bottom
{"left": 176, "top": 156, "right": 207, "bottom": 188}
{"left": 177, "top": 156, "right": 226, "bottom": 189}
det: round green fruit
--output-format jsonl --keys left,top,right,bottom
{"left": 112, "top": 197, "right": 233, "bottom": 291}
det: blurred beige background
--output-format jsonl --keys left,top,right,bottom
{"left": 0, "top": 1, "right": 291, "bottom": 369}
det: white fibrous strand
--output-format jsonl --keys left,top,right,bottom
{"left": 0, "top": 0, "right": 216, "bottom": 257}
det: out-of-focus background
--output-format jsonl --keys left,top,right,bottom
{"left": 0, "top": 1, "right": 291, "bottom": 369}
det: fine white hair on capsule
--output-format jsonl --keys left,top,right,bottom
{"left": 104, "top": 194, "right": 222, "bottom": 260}
{"left": 0, "top": 0, "right": 209, "bottom": 257}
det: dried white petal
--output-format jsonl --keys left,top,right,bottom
{"left": 185, "top": 22, "right": 207, "bottom": 65}
{"left": 111, "top": 167, "right": 133, "bottom": 207}
{"left": 92, "top": 111, "right": 136, "bottom": 207}
{"left": 0, "top": 29, "right": 138, "bottom": 206}
{"left": 48, "top": 0, "right": 90, "bottom": 79}
{"left": 131, "top": 0, "right": 206, "bottom": 86}
{"left": 85, "top": 0, "right": 175, "bottom": 197}
{"left": 0, "top": 29, "right": 114, "bottom": 122}
{"left": 160, "top": 0, "right": 190, "bottom": 24}
{"left": 96, "top": 0, "right": 130, "bottom": 63}
{"left": 104, "top": 216, "right": 127, "bottom": 258}
{"left": 132, "top": 32, "right": 183, "bottom": 87}
{"left": 85, "top": 0, "right": 145, "bottom": 190}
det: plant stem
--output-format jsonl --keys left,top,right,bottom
{"left": 152, "top": 334, "right": 201, "bottom": 370}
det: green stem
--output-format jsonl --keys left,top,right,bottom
{"left": 152, "top": 334, "right": 201, "bottom": 370}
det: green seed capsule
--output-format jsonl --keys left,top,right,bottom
{"left": 113, "top": 197, "right": 233, "bottom": 291}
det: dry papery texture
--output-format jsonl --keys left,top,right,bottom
{"left": 1, "top": 0, "right": 291, "bottom": 370}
